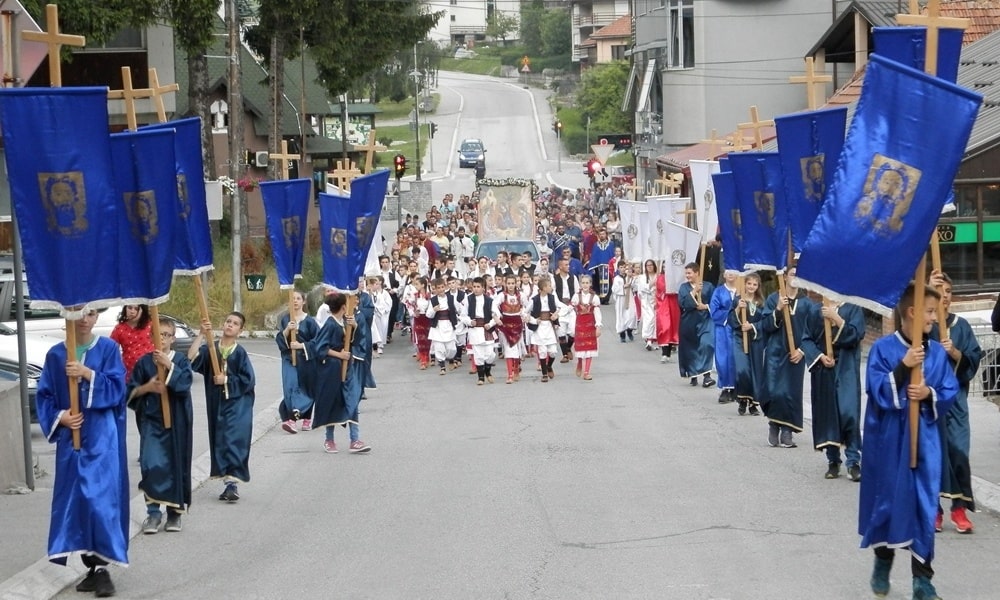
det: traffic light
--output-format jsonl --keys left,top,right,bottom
{"left": 586, "top": 158, "right": 603, "bottom": 178}
{"left": 553, "top": 120, "right": 562, "bottom": 137}
{"left": 429, "top": 122, "right": 438, "bottom": 138}
{"left": 394, "top": 154, "right": 407, "bottom": 180}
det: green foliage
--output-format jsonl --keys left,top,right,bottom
{"left": 439, "top": 55, "right": 503, "bottom": 76}
{"left": 486, "top": 12, "right": 519, "bottom": 44}
{"left": 540, "top": 9, "right": 571, "bottom": 57}
{"left": 555, "top": 107, "right": 589, "bottom": 155}
{"left": 167, "top": 0, "right": 218, "bottom": 53}
{"left": 519, "top": 2, "right": 545, "bottom": 56}
{"left": 575, "top": 61, "right": 632, "bottom": 137}
{"left": 23, "top": 0, "right": 162, "bottom": 47}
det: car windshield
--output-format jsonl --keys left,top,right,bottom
{"left": 477, "top": 241, "right": 539, "bottom": 262}
{"left": 461, "top": 142, "right": 482, "bottom": 152}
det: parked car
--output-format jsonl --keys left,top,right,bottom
{"left": 475, "top": 239, "right": 543, "bottom": 264}
{"left": 458, "top": 138, "right": 486, "bottom": 168}
{"left": 0, "top": 323, "right": 58, "bottom": 424}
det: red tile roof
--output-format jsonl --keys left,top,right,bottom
{"left": 591, "top": 14, "right": 631, "bottom": 39}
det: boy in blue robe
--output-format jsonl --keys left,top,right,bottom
{"left": 188, "top": 312, "right": 256, "bottom": 502}
{"left": 678, "top": 262, "right": 716, "bottom": 388}
{"left": 709, "top": 270, "right": 739, "bottom": 403}
{"left": 860, "top": 284, "right": 959, "bottom": 600}
{"left": 36, "top": 309, "right": 128, "bottom": 597}
{"left": 128, "top": 318, "right": 194, "bottom": 534}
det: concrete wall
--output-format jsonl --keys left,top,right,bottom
{"left": 0, "top": 382, "right": 27, "bottom": 492}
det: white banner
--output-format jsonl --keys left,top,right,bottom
{"left": 688, "top": 160, "right": 721, "bottom": 244}
{"left": 664, "top": 221, "right": 702, "bottom": 292}
{"left": 618, "top": 199, "right": 650, "bottom": 263}
{"left": 646, "top": 196, "right": 672, "bottom": 263}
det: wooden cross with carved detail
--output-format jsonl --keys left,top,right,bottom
{"left": 354, "top": 130, "right": 387, "bottom": 173}
{"left": 789, "top": 57, "right": 833, "bottom": 110}
{"left": 148, "top": 68, "right": 179, "bottom": 123}
{"left": 270, "top": 139, "right": 301, "bottom": 180}
{"left": 700, "top": 129, "right": 726, "bottom": 160}
{"left": 21, "top": 4, "right": 85, "bottom": 87}
{"left": 896, "top": 0, "right": 970, "bottom": 77}
{"left": 328, "top": 159, "right": 362, "bottom": 193}
{"left": 737, "top": 105, "right": 774, "bottom": 150}
{"left": 108, "top": 66, "right": 153, "bottom": 131}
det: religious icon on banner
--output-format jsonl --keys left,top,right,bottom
{"left": 125, "top": 191, "right": 159, "bottom": 243}
{"left": 671, "top": 249, "right": 686, "bottom": 267}
{"left": 176, "top": 173, "right": 192, "bottom": 221}
{"left": 355, "top": 215, "right": 377, "bottom": 250}
{"left": 39, "top": 171, "right": 88, "bottom": 237}
{"left": 282, "top": 216, "right": 301, "bottom": 249}
{"left": 330, "top": 228, "right": 348, "bottom": 257}
{"left": 854, "top": 154, "right": 921, "bottom": 237}
{"left": 754, "top": 191, "right": 775, "bottom": 228}
{"left": 800, "top": 155, "right": 826, "bottom": 203}
{"left": 731, "top": 209, "right": 743, "bottom": 242}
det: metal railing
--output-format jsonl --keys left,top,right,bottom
{"left": 573, "top": 12, "right": 621, "bottom": 28}
{"left": 971, "top": 323, "right": 1000, "bottom": 402}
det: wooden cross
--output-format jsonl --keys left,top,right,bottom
{"left": 789, "top": 57, "right": 833, "bottom": 110}
{"left": 148, "top": 68, "right": 179, "bottom": 123}
{"left": 328, "top": 159, "right": 362, "bottom": 193}
{"left": 700, "top": 129, "right": 726, "bottom": 160}
{"left": 108, "top": 66, "right": 153, "bottom": 131}
{"left": 354, "top": 130, "right": 387, "bottom": 173}
{"left": 725, "top": 131, "right": 755, "bottom": 152}
{"left": 896, "top": 0, "right": 970, "bottom": 77}
{"left": 270, "top": 139, "right": 301, "bottom": 180}
{"left": 624, "top": 182, "right": 641, "bottom": 201}
{"left": 655, "top": 172, "right": 683, "bottom": 196}
{"left": 737, "top": 105, "right": 775, "bottom": 150}
{"left": 21, "top": 4, "right": 85, "bottom": 87}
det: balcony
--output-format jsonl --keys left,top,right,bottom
{"left": 573, "top": 12, "right": 620, "bottom": 28}
{"left": 450, "top": 24, "right": 487, "bottom": 36}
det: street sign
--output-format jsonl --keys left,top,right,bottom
{"left": 0, "top": 0, "right": 46, "bottom": 85}
{"left": 521, "top": 64, "right": 530, "bottom": 73}
{"left": 245, "top": 274, "right": 266, "bottom": 291}
{"left": 591, "top": 143, "right": 613, "bottom": 163}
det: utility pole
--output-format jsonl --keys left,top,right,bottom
{"left": 412, "top": 44, "right": 422, "bottom": 181}
{"left": 226, "top": 0, "right": 244, "bottom": 312}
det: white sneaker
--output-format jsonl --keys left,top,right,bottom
{"left": 660, "top": 356, "right": 667, "bottom": 364}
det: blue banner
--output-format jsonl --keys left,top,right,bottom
{"left": 0, "top": 87, "right": 119, "bottom": 316}
{"left": 728, "top": 152, "right": 789, "bottom": 271}
{"left": 873, "top": 26, "right": 963, "bottom": 83}
{"left": 712, "top": 170, "right": 744, "bottom": 274}
{"left": 110, "top": 129, "right": 179, "bottom": 305}
{"left": 774, "top": 107, "right": 847, "bottom": 252}
{"left": 260, "top": 179, "right": 312, "bottom": 289}
{"left": 347, "top": 170, "right": 390, "bottom": 279}
{"left": 318, "top": 189, "right": 354, "bottom": 291}
{"left": 796, "top": 54, "right": 982, "bottom": 315}
{"left": 140, "top": 118, "right": 213, "bottom": 275}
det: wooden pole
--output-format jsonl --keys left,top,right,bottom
{"left": 822, "top": 298, "right": 834, "bottom": 358}
{"left": 193, "top": 276, "right": 224, "bottom": 392}
{"left": 65, "top": 319, "right": 80, "bottom": 450}
{"left": 910, "top": 255, "right": 927, "bottom": 469}
{"left": 342, "top": 293, "right": 357, "bottom": 381}
{"left": 696, "top": 242, "right": 707, "bottom": 304}
{"left": 738, "top": 276, "right": 748, "bottom": 354}
{"left": 148, "top": 306, "right": 171, "bottom": 429}
{"left": 775, "top": 273, "right": 797, "bottom": 353}
{"left": 287, "top": 290, "right": 297, "bottom": 367}
{"left": 929, "top": 231, "right": 949, "bottom": 342}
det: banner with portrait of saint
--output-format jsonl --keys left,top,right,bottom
{"left": 476, "top": 178, "right": 536, "bottom": 241}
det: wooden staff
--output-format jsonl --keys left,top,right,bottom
{"left": 65, "top": 319, "right": 80, "bottom": 450}
{"left": 148, "top": 305, "right": 171, "bottom": 429}
{"left": 287, "top": 290, "right": 297, "bottom": 367}
{"left": 695, "top": 242, "right": 707, "bottom": 304}
{"left": 775, "top": 272, "right": 797, "bottom": 353}
{"left": 342, "top": 293, "right": 358, "bottom": 381}
{"left": 822, "top": 298, "right": 834, "bottom": 358}
{"left": 193, "top": 275, "right": 225, "bottom": 398}
{"left": 910, "top": 255, "right": 928, "bottom": 469}
{"left": 738, "top": 276, "right": 748, "bottom": 354}
{"left": 929, "top": 230, "right": 949, "bottom": 342}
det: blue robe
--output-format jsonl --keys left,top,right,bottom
{"left": 859, "top": 332, "right": 958, "bottom": 563}
{"left": 36, "top": 337, "right": 128, "bottom": 566}
{"left": 311, "top": 316, "right": 347, "bottom": 428}
{"left": 128, "top": 351, "right": 194, "bottom": 511}
{"left": 678, "top": 281, "right": 716, "bottom": 378}
{"left": 801, "top": 303, "right": 865, "bottom": 457}
{"left": 930, "top": 314, "right": 982, "bottom": 510}
{"left": 276, "top": 313, "right": 320, "bottom": 420}
{"left": 728, "top": 300, "right": 765, "bottom": 402}
{"left": 191, "top": 342, "right": 255, "bottom": 482}
{"left": 709, "top": 284, "right": 738, "bottom": 389}
{"left": 587, "top": 240, "right": 617, "bottom": 301}
{"left": 760, "top": 291, "right": 815, "bottom": 431}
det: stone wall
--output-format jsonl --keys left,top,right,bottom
{"left": 0, "top": 383, "right": 27, "bottom": 492}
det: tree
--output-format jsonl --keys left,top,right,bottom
{"left": 486, "top": 12, "right": 519, "bottom": 46}
{"left": 519, "top": 2, "right": 545, "bottom": 56}
{"left": 23, "top": 0, "right": 162, "bottom": 47}
{"left": 168, "top": 0, "right": 219, "bottom": 179}
{"left": 575, "top": 61, "right": 631, "bottom": 135}
{"left": 540, "top": 8, "right": 571, "bottom": 57}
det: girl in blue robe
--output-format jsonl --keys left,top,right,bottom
{"left": 36, "top": 310, "right": 128, "bottom": 595}
{"left": 709, "top": 270, "right": 739, "bottom": 403}
{"left": 860, "top": 284, "right": 958, "bottom": 600}
{"left": 678, "top": 262, "right": 716, "bottom": 387}
{"left": 276, "top": 289, "right": 320, "bottom": 433}
{"left": 311, "top": 293, "right": 347, "bottom": 440}
{"left": 728, "top": 272, "right": 765, "bottom": 416}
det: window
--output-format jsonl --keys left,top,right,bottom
{"left": 667, "top": 0, "right": 694, "bottom": 70}
{"left": 611, "top": 45, "right": 627, "bottom": 61}
{"left": 450, "top": 0, "right": 457, "bottom": 4}
{"left": 211, "top": 99, "right": 229, "bottom": 131}
{"left": 451, "top": 15, "right": 456, "bottom": 22}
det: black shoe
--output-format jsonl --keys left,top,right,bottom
{"left": 718, "top": 390, "right": 735, "bottom": 404}
{"left": 93, "top": 568, "right": 115, "bottom": 598}
{"left": 76, "top": 569, "right": 98, "bottom": 592}
{"left": 164, "top": 513, "right": 182, "bottom": 532}
{"left": 825, "top": 462, "right": 841, "bottom": 479}
{"left": 690, "top": 377, "right": 698, "bottom": 386}
{"left": 702, "top": 376, "right": 716, "bottom": 388}
{"left": 847, "top": 464, "right": 861, "bottom": 482}
{"left": 767, "top": 423, "right": 779, "bottom": 447}
{"left": 220, "top": 483, "right": 239, "bottom": 503}
{"left": 748, "top": 403, "right": 761, "bottom": 416}
{"left": 737, "top": 399, "right": 747, "bottom": 416}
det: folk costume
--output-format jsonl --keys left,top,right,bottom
{"left": 571, "top": 289, "right": 602, "bottom": 380}
{"left": 494, "top": 290, "right": 526, "bottom": 383}
{"left": 464, "top": 292, "right": 497, "bottom": 384}
{"left": 760, "top": 290, "right": 815, "bottom": 446}
{"left": 410, "top": 292, "right": 432, "bottom": 369}
{"left": 450, "top": 288, "right": 469, "bottom": 370}
{"left": 710, "top": 282, "right": 739, "bottom": 401}
{"left": 129, "top": 350, "right": 194, "bottom": 517}
{"left": 587, "top": 239, "right": 616, "bottom": 304}
{"left": 276, "top": 312, "right": 319, "bottom": 425}
{"left": 611, "top": 269, "right": 636, "bottom": 342}
{"left": 36, "top": 337, "right": 129, "bottom": 566}
{"left": 427, "top": 293, "right": 458, "bottom": 373}
{"left": 553, "top": 271, "right": 579, "bottom": 361}
{"left": 528, "top": 292, "right": 564, "bottom": 382}
{"left": 678, "top": 280, "right": 716, "bottom": 382}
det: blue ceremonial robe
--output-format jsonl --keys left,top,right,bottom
{"left": 859, "top": 332, "right": 958, "bottom": 563}
{"left": 801, "top": 303, "right": 865, "bottom": 455}
{"left": 930, "top": 314, "right": 982, "bottom": 510}
{"left": 678, "top": 281, "right": 716, "bottom": 378}
{"left": 340, "top": 293, "right": 376, "bottom": 424}
{"left": 191, "top": 342, "right": 255, "bottom": 482}
{"left": 311, "top": 316, "right": 347, "bottom": 428}
{"left": 728, "top": 300, "right": 765, "bottom": 402}
{"left": 276, "top": 313, "right": 320, "bottom": 421}
{"left": 760, "top": 291, "right": 815, "bottom": 431}
{"left": 36, "top": 337, "right": 129, "bottom": 566}
{"left": 128, "top": 351, "right": 194, "bottom": 511}
{"left": 710, "top": 284, "right": 739, "bottom": 389}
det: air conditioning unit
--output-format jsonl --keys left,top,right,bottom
{"left": 255, "top": 151, "right": 269, "bottom": 168}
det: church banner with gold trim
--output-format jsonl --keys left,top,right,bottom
{"left": 261, "top": 178, "right": 312, "bottom": 289}
{"left": 712, "top": 170, "right": 744, "bottom": 275}
{"left": 728, "top": 152, "right": 788, "bottom": 272}
{"left": 318, "top": 170, "right": 389, "bottom": 292}
{"left": 0, "top": 87, "right": 119, "bottom": 316}
{"left": 796, "top": 54, "right": 981, "bottom": 315}
{"left": 110, "top": 129, "right": 179, "bottom": 305}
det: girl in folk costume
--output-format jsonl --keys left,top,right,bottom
{"left": 277, "top": 290, "right": 320, "bottom": 433}
{"left": 710, "top": 270, "right": 740, "bottom": 404}
{"left": 571, "top": 275, "right": 603, "bottom": 381}
{"left": 728, "top": 272, "right": 766, "bottom": 416}
{"left": 426, "top": 278, "right": 459, "bottom": 375}
{"left": 367, "top": 276, "right": 392, "bottom": 357}
{"left": 527, "top": 276, "right": 565, "bottom": 382}
{"left": 654, "top": 260, "right": 680, "bottom": 363}
{"left": 448, "top": 277, "right": 469, "bottom": 371}
{"left": 407, "top": 277, "right": 433, "bottom": 369}
{"left": 678, "top": 262, "right": 715, "bottom": 387}
{"left": 520, "top": 270, "right": 538, "bottom": 361}
{"left": 611, "top": 260, "right": 636, "bottom": 342}
{"left": 634, "top": 259, "right": 659, "bottom": 351}
{"left": 494, "top": 274, "right": 528, "bottom": 384}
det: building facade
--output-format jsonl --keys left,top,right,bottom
{"left": 426, "top": 0, "right": 523, "bottom": 47}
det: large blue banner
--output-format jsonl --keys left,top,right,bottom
{"left": 347, "top": 170, "right": 390, "bottom": 276}
{"left": 260, "top": 178, "right": 312, "bottom": 289}
{"left": 110, "top": 129, "right": 179, "bottom": 305}
{"left": 318, "top": 189, "right": 354, "bottom": 291}
{"left": 0, "top": 87, "right": 119, "bottom": 316}
{"left": 318, "top": 170, "right": 389, "bottom": 291}
{"left": 774, "top": 107, "right": 847, "bottom": 253}
{"left": 873, "top": 26, "right": 963, "bottom": 83}
{"left": 796, "top": 55, "right": 982, "bottom": 315}
{"left": 140, "top": 118, "right": 213, "bottom": 274}
{"left": 728, "top": 152, "right": 788, "bottom": 272}
{"left": 712, "top": 170, "right": 744, "bottom": 275}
